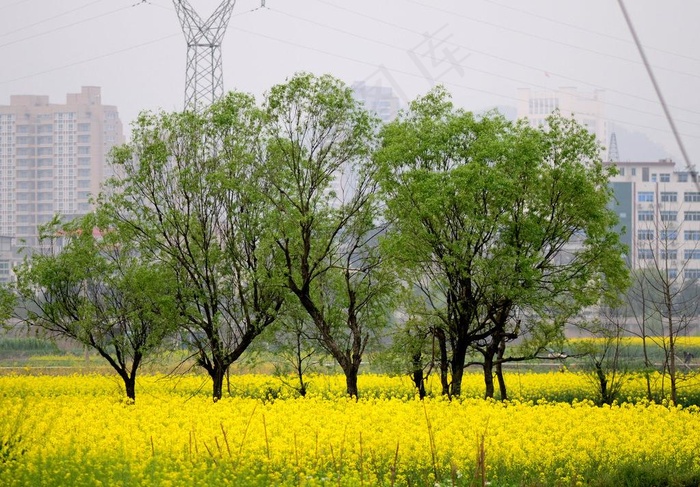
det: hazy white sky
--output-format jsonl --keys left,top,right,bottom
{"left": 0, "top": 0, "right": 698, "bottom": 165}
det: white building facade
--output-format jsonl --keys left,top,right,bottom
{"left": 517, "top": 87, "right": 607, "bottom": 147}
{"left": 606, "top": 159, "right": 700, "bottom": 279}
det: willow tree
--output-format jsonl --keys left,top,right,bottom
{"left": 107, "top": 93, "right": 284, "bottom": 401}
{"left": 258, "top": 73, "right": 395, "bottom": 398}
{"left": 375, "top": 87, "right": 628, "bottom": 398}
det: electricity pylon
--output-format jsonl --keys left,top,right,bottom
{"left": 608, "top": 132, "right": 620, "bottom": 162}
{"left": 173, "top": 0, "right": 236, "bottom": 111}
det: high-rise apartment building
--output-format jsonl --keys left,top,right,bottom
{"left": 351, "top": 81, "right": 401, "bottom": 124}
{"left": 606, "top": 159, "right": 700, "bottom": 279}
{"left": 0, "top": 86, "right": 124, "bottom": 274}
{"left": 517, "top": 87, "right": 607, "bottom": 146}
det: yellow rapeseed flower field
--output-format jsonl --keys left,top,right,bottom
{"left": 1, "top": 372, "right": 700, "bottom": 486}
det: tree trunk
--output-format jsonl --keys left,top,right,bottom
{"left": 667, "top": 315, "right": 677, "bottom": 405}
{"left": 294, "top": 328, "right": 307, "bottom": 397}
{"left": 296, "top": 362, "right": 308, "bottom": 397}
{"left": 411, "top": 351, "right": 426, "bottom": 399}
{"left": 449, "top": 336, "right": 469, "bottom": 397}
{"left": 483, "top": 355, "right": 495, "bottom": 399}
{"left": 344, "top": 366, "right": 359, "bottom": 398}
{"left": 641, "top": 334, "right": 653, "bottom": 401}
{"left": 211, "top": 366, "right": 226, "bottom": 402}
{"left": 93, "top": 346, "right": 140, "bottom": 402}
{"left": 434, "top": 328, "right": 451, "bottom": 397}
{"left": 124, "top": 375, "right": 136, "bottom": 401}
{"left": 594, "top": 361, "right": 609, "bottom": 405}
{"left": 495, "top": 338, "right": 507, "bottom": 401}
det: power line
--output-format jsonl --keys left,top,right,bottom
{"left": 617, "top": 0, "right": 694, "bottom": 168}
{"left": 404, "top": 0, "right": 700, "bottom": 82}
{"left": 0, "top": 0, "right": 31, "bottom": 13}
{"left": 482, "top": 0, "right": 700, "bottom": 64}
{"left": 229, "top": 22, "right": 700, "bottom": 141}
{"left": 314, "top": 0, "right": 700, "bottom": 120}
{"left": 0, "top": 33, "right": 180, "bottom": 86}
{"left": 0, "top": 4, "right": 136, "bottom": 50}
{"left": 0, "top": 0, "right": 110, "bottom": 40}
{"left": 0, "top": 6, "right": 261, "bottom": 88}
{"left": 276, "top": 3, "right": 700, "bottom": 127}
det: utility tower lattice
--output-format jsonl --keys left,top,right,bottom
{"left": 608, "top": 132, "right": 620, "bottom": 162}
{"left": 173, "top": 0, "right": 236, "bottom": 111}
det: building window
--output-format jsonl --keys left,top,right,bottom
{"left": 678, "top": 172, "right": 689, "bottom": 182}
{"left": 685, "top": 230, "right": 700, "bottom": 241}
{"left": 638, "top": 192, "right": 654, "bottom": 202}
{"left": 668, "top": 268, "right": 678, "bottom": 279}
{"left": 660, "top": 230, "right": 677, "bottom": 241}
{"left": 685, "top": 211, "right": 700, "bottom": 221}
{"left": 638, "top": 211, "right": 654, "bottom": 221}
{"left": 684, "top": 249, "right": 700, "bottom": 260}
{"left": 78, "top": 135, "right": 90, "bottom": 143}
{"left": 631, "top": 168, "right": 637, "bottom": 176}
{"left": 16, "top": 159, "right": 34, "bottom": 168}
{"left": 660, "top": 192, "right": 677, "bottom": 202}
{"left": 685, "top": 269, "right": 700, "bottom": 279}
{"left": 660, "top": 249, "right": 677, "bottom": 260}
{"left": 660, "top": 173, "right": 671, "bottom": 182}
{"left": 638, "top": 230, "right": 654, "bottom": 241}
{"left": 16, "top": 181, "right": 34, "bottom": 190}
{"left": 638, "top": 249, "right": 654, "bottom": 260}
{"left": 16, "top": 136, "right": 35, "bottom": 145}
{"left": 660, "top": 211, "right": 677, "bottom": 222}
{"left": 15, "top": 170, "right": 35, "bottom": 179}
{"left": 685, "top": 192, "right": 700, "bottom": 202}
{"left": 619, "top": 167, "right": 625, "bottom": 176}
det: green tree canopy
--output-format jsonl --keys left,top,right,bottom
{"left": 375, "top": 87, "right": 628, "bottom": 397}
{"left": 107, "top": 92, "right": 284, "bottom": 401}
{"left": 258, "top": 73, "right": 396, "bottom": 397}
{"left": 14, "top": 213, "right": 179, "bottom": 400}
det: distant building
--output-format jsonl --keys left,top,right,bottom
{"left": 517, "top": 87, "right": 607, "bottom": 146}
{"left": 606, "top": 159, "right": 700, "bottom": 277}
{"left": 0, "top": 235, "right": 11, "bottom": 283}
{"left": 0, "top": 86, "right": 124, "bottom": 276}
{"left": 351, "top": 81, "right": 401, "bottom": 123}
